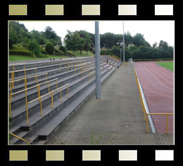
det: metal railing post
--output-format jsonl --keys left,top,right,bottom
{"left": 46, "top": 73, "right": 48, "bottom": 86}
{"left": 166, "top": 115, "right": 168, "bottom": 134}
{"left": 24, "top": 77, "right": 27, "bottom": 89}
{"left": 51, "top": 91, "right": 54, "bottom": 108}
{"left": 26, "top": 100, "right": 29, "bottom": 125}
{"left": 56, "top": 79, "right": 58, "bottom": 89}
{"left": 11, "top": 71, "right": 15, "bottom": 88}
{"left": 37, "top": 84, "right": 40, "bottom": 100}
{"left": 60, "top": 87, "right": 62, "bottom": 102}
{"left": 146, "top": 114, "right": 148, "bottom": 133}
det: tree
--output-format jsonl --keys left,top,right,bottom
{"left": 45, "top": 42, "right": 54, "bottom": 54}
{"left": 28, "top": 41, "right": 41, "bottom": 57}
{"left": 152, "top": 42, "right": 158, "bottom": 48}
{"left": 158, "top": 40, "right": 169, "bottom": 50}
{"left": 44, "top": 26, "right": 62, "bottom": 46}
{"left": 132, "top": 33, "right": 150, "bottom": 47}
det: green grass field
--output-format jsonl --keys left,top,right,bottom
{"left": 156, "top": 61, "right": 173, "bottom": 71}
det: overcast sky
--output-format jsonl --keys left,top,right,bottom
{"left": 18, "top": 21, "right": 174, "bottom": 47}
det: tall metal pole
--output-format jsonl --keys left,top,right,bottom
{"left": 120, "top": 46, "right": 122, "bottom": 61}
{"left": 95, "top": 21, "right": 101, "bottom": 99}
{"left": 123, "top": 21, "right": 125, "bottom": 62}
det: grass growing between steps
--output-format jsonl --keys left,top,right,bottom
{"left": 9, "top": 55, "right": 69, "bottom": 61}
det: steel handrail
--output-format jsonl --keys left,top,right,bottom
{"left": 9, "top": 132, "right": 31, "bottom": 145}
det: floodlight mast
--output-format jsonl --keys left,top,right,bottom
{"left": 95, "top": 21, "right": 101, "bottom": 99}
{"left": 123, "top": 21, "right": 125, "bottom": 62}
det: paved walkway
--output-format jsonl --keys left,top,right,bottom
{"left": 47, "top": 63, "right": 173, "bottom": 145}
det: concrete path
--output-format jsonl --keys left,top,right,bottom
{"left": 47, "top": 63, "right": 173, "bottom": 145}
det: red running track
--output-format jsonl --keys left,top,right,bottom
{"left": 135, "top": 62, "right": 173, "bottom": 133}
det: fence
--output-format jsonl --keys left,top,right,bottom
{"left": 26, "top": 83, "right": 69, "bottom": 125}
{"left": 134, "top": 65, "right": 173, "bottom": 134}
{"left": 9, "top": 77, "right": 58, "bottom": 116}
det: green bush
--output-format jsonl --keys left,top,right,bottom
{"left": 100, "top": 49, "right": 112, "bottom": 55}
{"left": 9, "top": 49, "right": 33, "bottom": 57}
{"left": 28, "top": 41, "right": 41, "bottom": 57}
{"left": 45, "top": 42, "right": 54, "bottom": 54}
{"left": 59, "top": 45, "right": 66, "bottom": 55}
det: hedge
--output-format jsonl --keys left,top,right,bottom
{"left": 9, "top": 49, "right": 33, "bottom": 57}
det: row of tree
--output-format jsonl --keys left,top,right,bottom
{"left": 9, "top": 22, "right": 173, "bottom": 60}
{"left": 65, "top": 30, "right": 173, "bottom": 60}
{"left": 9, "top": 22, "right": 62, "bottom": 49}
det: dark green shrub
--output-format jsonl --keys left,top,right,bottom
{"left": 100, "top": 49, "right": 112, "bottom": 55}
{"left": 59, "top": 45, "right": 66, "bottom": 55}
{"left": 45, "top": 42, "right": 54, "bottom": 54}
{"left": 28, "top": 41, "right": 41, "bottom": 57}
{"left": 9, "top": 49, "right": 33, "bottom": 57}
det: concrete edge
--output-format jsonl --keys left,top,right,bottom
{"left": 134, "top": 63, "right": 156, "bottom": 133}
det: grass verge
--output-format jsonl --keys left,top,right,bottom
{"left": 156, "top": 61, "right": 173, "bottom": 71}
{"left": 9, "top": 55, "right": 69, "bottom": 61}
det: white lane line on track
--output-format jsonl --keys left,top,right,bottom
{"left": 143, "top": 87, "right": 173, "bottom": 99}
{"left": 137, "top": 65, "right": 173, "bottom": 94}
{"left": 140, "top": 64, "right": 173, "bottom": 91}
{"left": 144, "top": 63, "right": 173, "bottom": 86}
{"left": 154, "top": 62, "right": 173, "bottom": 78}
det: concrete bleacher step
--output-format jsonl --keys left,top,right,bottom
{"left": 29, "top": 66, "right": 118, "bottom": 145}
{"left": 10, "top": 66, "right": 105, "bottom": 127}
{"left": 9, "top": 67, "right": 113, "bottom": 144}
{"left": 9, "top": 62, "right": 108, "bottom": 112}
{"left": 9, "top": 57, "right": 121, "bottom": 145}
{"left": 9, "top": 57, "right": 94, "bottom": 71}
{"left": 9, "top": 59, "right": 94, "bottom": 88}
{"left": 10, "top": 64, "right": 97, "bottom": 111}
{"left": 10, "top": 62, "right": 95, "bottom": 93}
{"left": 9, "top": 57, "right": 94, "bottom": 76}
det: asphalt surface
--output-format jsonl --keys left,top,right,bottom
{"left": 47, "top": 62, "right": 173, "bottom": 145}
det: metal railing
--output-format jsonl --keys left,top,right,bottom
{"left": 9, "top": 77, "right": 58, "bottom": 116}
{"left": 134, "top": 68, "right": 173, "bottom": 134}
{"left": 26, "top": 83, "right": 69, "bottom": 125}
{"left": 9, "top": 132, "right": 31, "bottom": 145}
{"left": 9, "top": 62, "right": 26, "bottom": 72}
{"left": 9, "top": 67, "right": 37, "bottom": 88}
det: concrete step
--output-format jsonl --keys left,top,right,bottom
{"left": 10, "top": 64, "right": 98, "bottom": 111}
{"left": 10, "top": 62, "right": 96, "bottom": 93}
{"left": 30, "top": 67, "right": 116, "bottom": 144}
{"left": 12, "top": 66, "right": 101, "bottom": 126}
{"left": 10, "top": 66, "right": 109, "bottom": 130}
{"left": 9, "top": 58, "right": 94, "bottom": 82}
{"left": 9, "top": 57, "right": 94, "bottom": 73}
{"left": 9, "top": 68, "right": 111, "bottom": 144}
